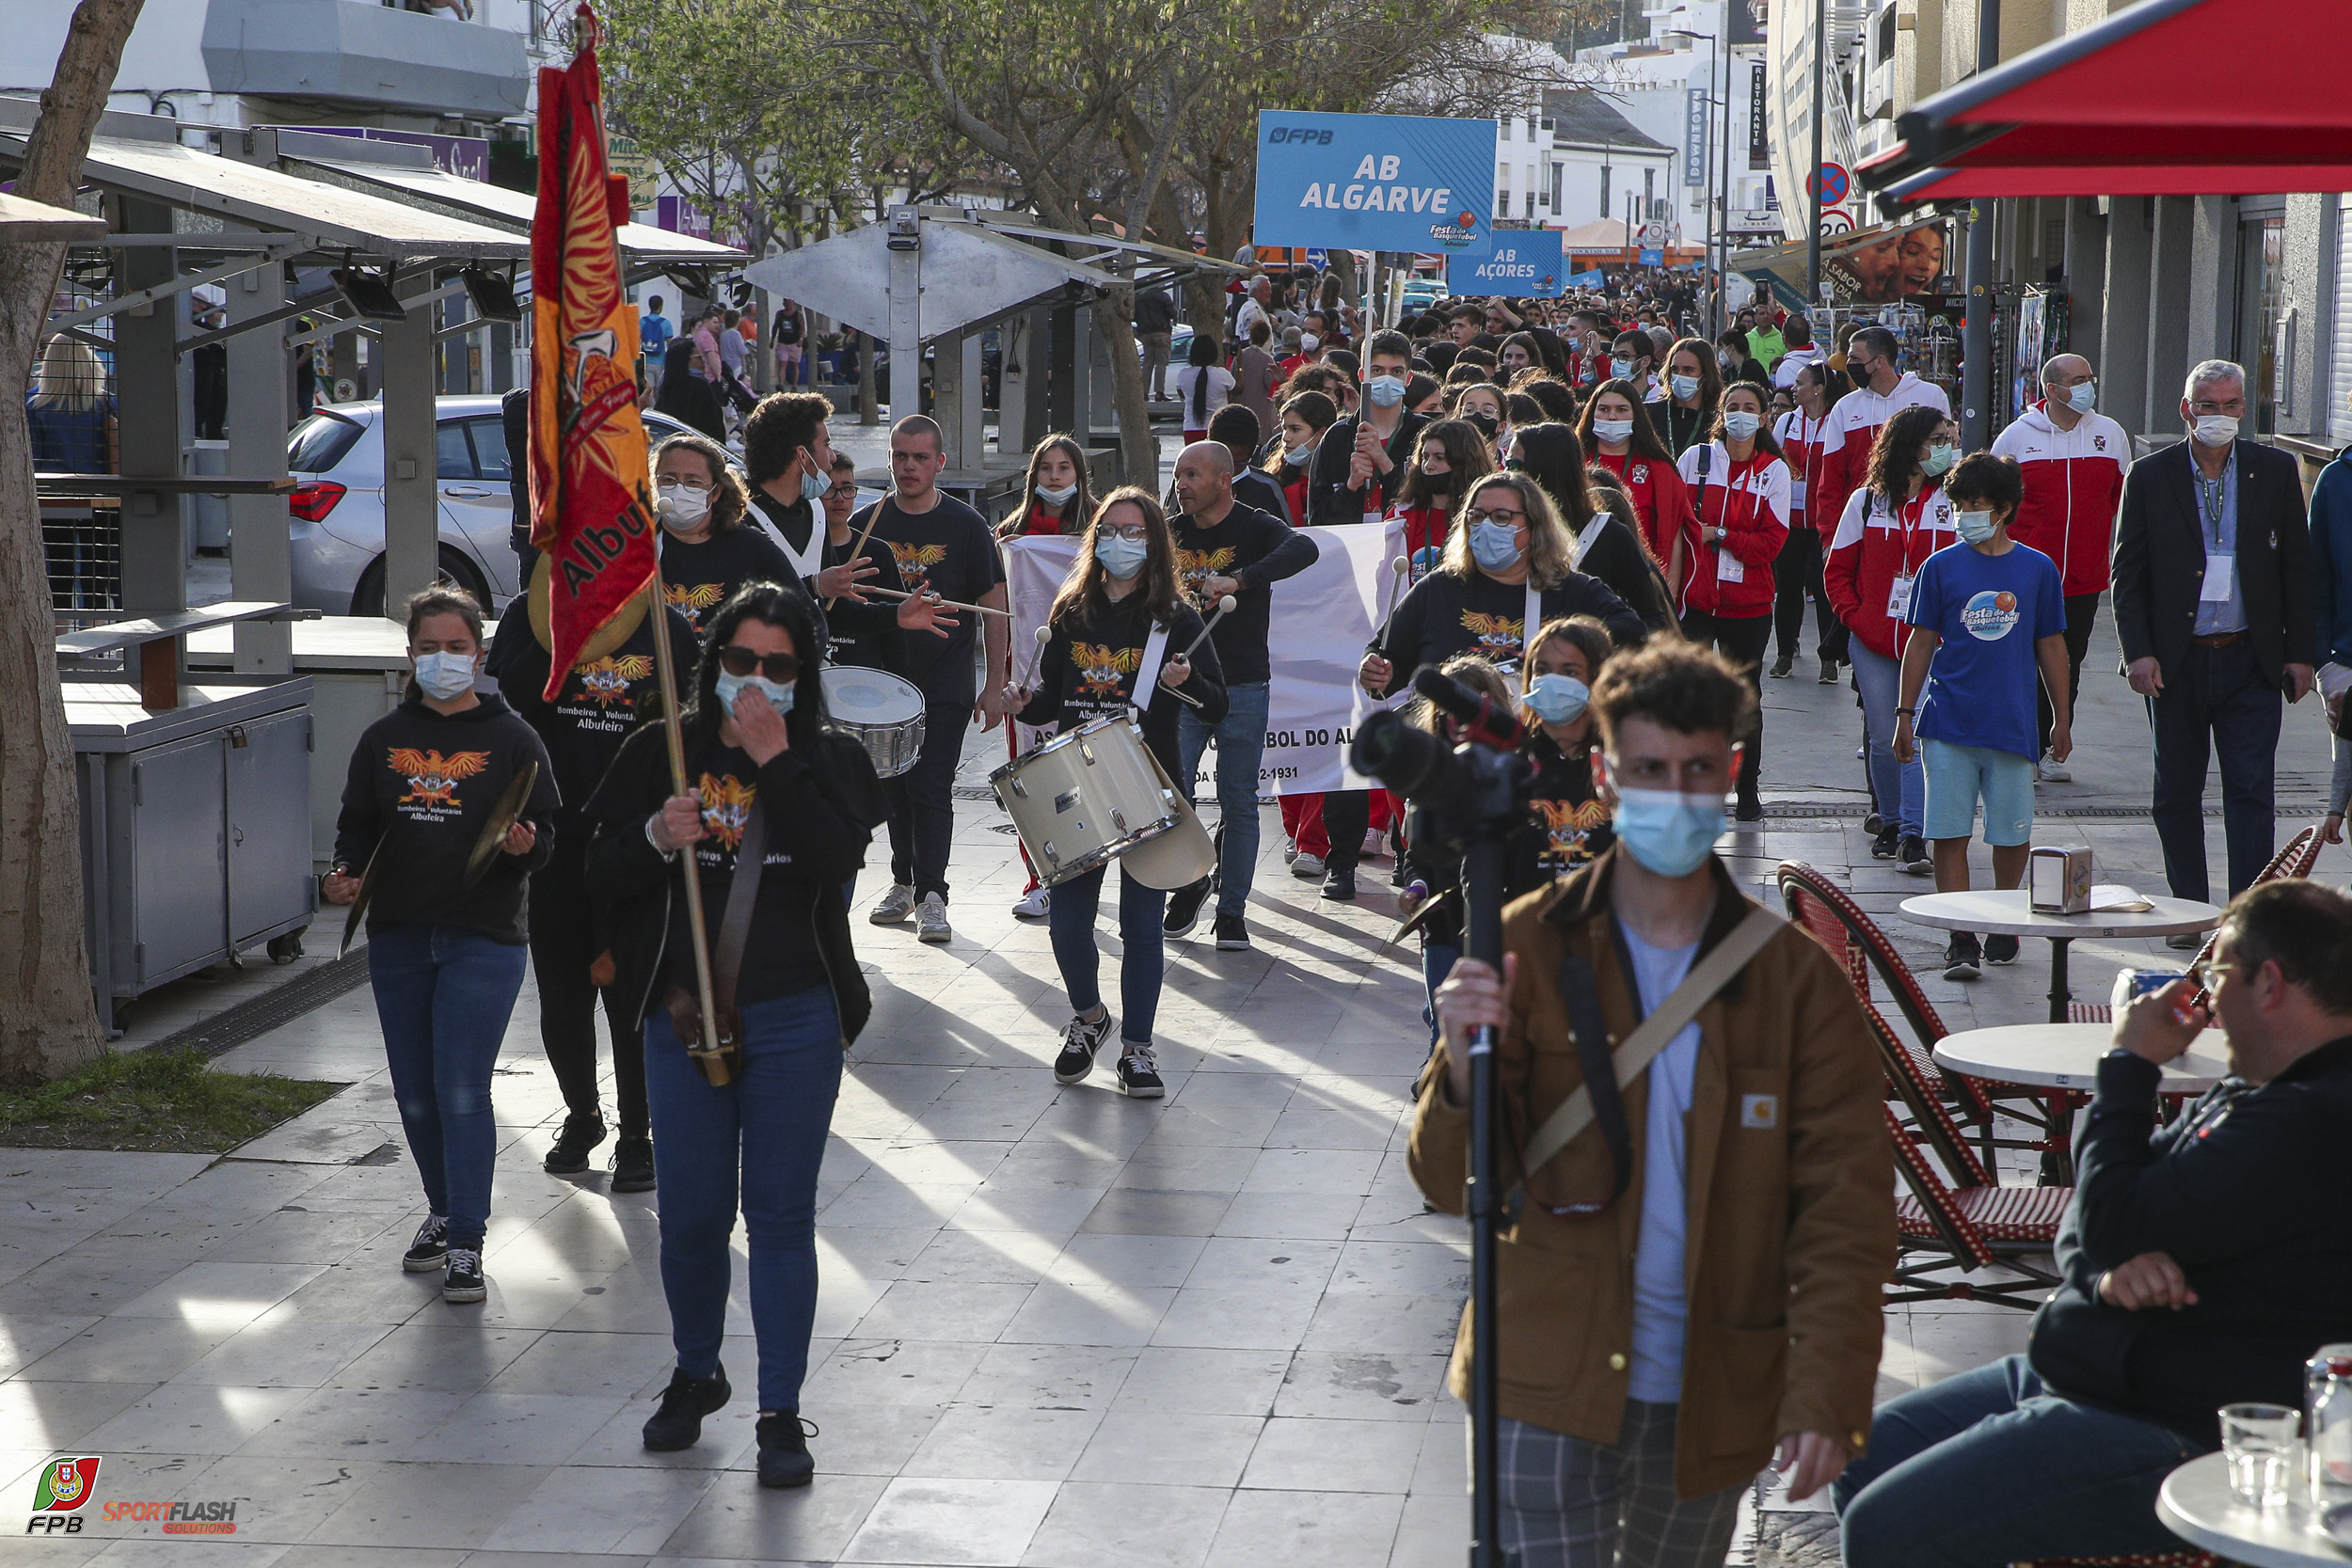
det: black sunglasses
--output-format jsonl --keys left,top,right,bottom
{"left": 717, "top": 645, "right": 801, "bottom": 683}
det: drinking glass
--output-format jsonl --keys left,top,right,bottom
{"left": 2221, "top": 1402, "right": 2300, "bottom": 1508}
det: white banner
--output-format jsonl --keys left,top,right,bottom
{"left": 1003, "top": 521, "right": 1407, "bottom": 796}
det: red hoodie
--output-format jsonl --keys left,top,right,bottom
{"left": 1989, "top": 404, "right": 2131, "bottom": 596}
{"left": 1389, "top": 502, "right": 1451, "bottom": 577}
{"left": 1812, "top": 372, "right": 1952, "bottom": 544}
{"left": 1823, "top": 482, "right": 1958, "bottom": 662}
{"left": 1675, "top": 443, "right": 1790, "bottom": 618}
{"left": 1592, "top": 450, "right": 1699, "bottom": 580}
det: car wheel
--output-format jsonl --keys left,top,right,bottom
{"left": 350, "top": 546, "right": 495, "bottom": 618}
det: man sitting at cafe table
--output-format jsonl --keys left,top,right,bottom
{"left": 1835, "top": 878, "right": 2352, "bottom": 1568}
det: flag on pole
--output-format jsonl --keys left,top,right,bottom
{"left": 528, "top": 5, "right": 655, "bottom": 701}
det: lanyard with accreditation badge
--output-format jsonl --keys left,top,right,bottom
{"left": 1883, "top": 487, "right": 1938, "bottom": 619}
{"left": 2197, "top": 466, "right": 2236, "bottom": 604}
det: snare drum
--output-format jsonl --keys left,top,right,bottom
{"left": 990, "top": 717, "right": 1179, "bottom": 888}
{"left": 822, "top": 666, "right": 926, "bottom": 778}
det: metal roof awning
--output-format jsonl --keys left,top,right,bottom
{"left": 292, "top": 155, "right": 747, "bottom": 267}
{"left": 1858, "top": 0, "right": 2352, "bottom": 211}
{"left": 0, "top": 131, "right": 532, "bottom": 259}
{"left": 0, "top": 190, "right": 107, "bottom": 245}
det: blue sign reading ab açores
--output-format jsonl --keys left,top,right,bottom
{"left": 1447, "top": 230, "right": 1565, "bottom": 297}
{"left": 1253, "top": 111, "right": 1497, "bottom": 257}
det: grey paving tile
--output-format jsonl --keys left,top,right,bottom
{"left": 899, "top": 1403, "right": 1104, "bottom": 1481}
{"left": 475, "top": 1463, "right": 722, "bottom": 1555}
{"left": 79, "top": 1382, "right": 310, "bottom": 1454}
{"left": 1071, "top": 1408, "right": 1264, "bottom": 1489}
{"left": 1201, "top": 1487, "right": 1404, "bottom": 1567}
{"left": 998, "top": 1282, "right": 1176, "bottom": 1349}
{"left": 1075, "top": 1190, "right": 1231, "bottom": 1238}
{"left": 1274, "top": 1351, "right": 1452, "bottom": 1422}
{"left": 841, "top": 1476, "right": 1058, "bottom": 1565}
{"left": 1240, "top": 1414, "right": 1428, "bottom": 1492}
{"left": 16, "top": 1316, "right": 242, "bottom": 1384}
{"left": 1019, "top": 1481, "right": 1231, "bottom": 1568}
{"left": 654, "top": 1468, "right": 886, "bottom": 1560}
{"left": 233, "top": 1386, "right": 470, "bottom": 1459}
{"left": 326, "top": 1323, "right": 543, "bottom": 1394}
{"left": 301, "top": 1459, "right": 550, "bottom": 1549}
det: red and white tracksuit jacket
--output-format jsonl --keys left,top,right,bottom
{"left": 1592, "top": 450, "right": 1699, "bottom": 578}
{"left": 1774, "top": 409, "right": 1834, "bottom": 541}
{"left": 1813, "top": 372, "right": 1952, "bottom": 543}
{"left": 1988, "top": 404, "right": 2130, "bottom": 598}
{"left": 1823, "top": 483, "right": 1958, "bottom": 663}
{"left": 1674, "top": 442, "right": 1790, "bottom": 618}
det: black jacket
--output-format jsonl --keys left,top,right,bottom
{"left": 2111, "top": 437, "right": 2315, "bottom": 685}
{"left": 1307, "top": 410, "right": 1428, "bottom": 525}
{"left": 1016, "top": 594, "right": 1228, "bottom": 779}
{"left": 1577, "top": 512, "right": 1675, "bottom": 634}
{"left": 580, "top": 723, "right": 886, "bottom": 1042}
{"left": 2027, "top": 1038, "right": 2352, "bottom": 1445}
{"left": 1368, "top": 568, "right": 1646, "bottom": 693}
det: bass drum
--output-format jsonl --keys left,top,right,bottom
{"left": 990, "top": 717, "right": 1177, "bottom": 888}
{"left": 821, "top": 665, "right": 927, "bottom": 778}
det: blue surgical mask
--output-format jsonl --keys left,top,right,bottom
{"left": 1922, "top": 442, "right": 1958, "bottom": 476}
{"left": 1670, "top": 374, "right": 1700, "bottom": 401}
{"left": 1095, "top": 534, "right": 1149, "bottom": 579}
{"left": 1283, "top": 445, "right": 1311, "bottom": 466}
{"left": 2063, "top": 381, "right": 2097, "bottom": 414}
{"left": 1366, "top": 374, "right": 1406, "bottom": 408}
{"left": 1524, "top": 673, "right": 1589, "bottom": 726}
{"left": 1470, "top": 518, "right": 1523, "bottom": 572}
{"left": 1955, "top": 509, "right": 1998, "bottom": 545}
{"left": 715, "top": 670, "right": 796, "bottom": 715}
{"left": 413, "top": 650, "right": 478, "bottom": 701}
{"left": 1610, "top": 357, "right": 1635, "bottom": 380}
{"left": 1036, "top": 482, "right": 1079, "bottom": 507}
{"left": 1612, "top": 785, "right": 1724, "bottom": 877}
{"left": 1722, "top": 411, "right": 1761, "bottom": 441}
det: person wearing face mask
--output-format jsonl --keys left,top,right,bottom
{"left": 1676, "top": 382, "right": 1792, "bottom": 822}
{"left": 582, "top": 580, "right": 886, "bottom": 1490}
{"left": 1308, "top": 329, "right": 1426, "bottom": 525}
{"left": 1578, "top": 379, "right": 1699, "bottom": 602}
{"left": 1890, "top": 453, "right": 2072, "bottom": 980}
{"left": 1509, "top": 615, "right": 1616, "bottom": 891}
{"left": 1417, "top": 640, "right": 1892, "bottom": 1568}
{"left": 1005, "top": 491, "right": 1227, "bottom": 1098}
{"left": 1607, "top": 330, "right": 1660, "bottom": 404}
{"left": 1770, "top": 361, "right": 1850, "bottom": 684}
{"left": 1810, "top": 325, "right": 1951, "bottom": 556}
{"left": 2113, "top": 360, "right": 2318, "bottom": 919}
{"left": 1823, "top": 405, "right": 1961, "bottom": 871}
{"left": 1000, "top": 433, "right": 1096, "bottom": 538}
{"left": 1267, "top": 389, "right": 1337, "bottom": 528}
{"left": 653, "top": 434, "right": 796, "bottom": 636}
{"left": 1990, "top": 354, "right": 2131, "bottom": 780}
{"left": 1391, "top": 419, "right": 1493, "bottom": 577}
{"left": 1508, "top": 421, "right": 1673, "bottom": 634}
{"left": 325, "top": 588, "right": 560, "bottom": 1307}
{"left": 1715, "top": 328, "right": 1767, "bottom": 393}
{"left": 1452, "top": 382, "right": 1507, "bottom": 458}
{"left": 1660, "top": 339, "right": 1723, "bottom": 461}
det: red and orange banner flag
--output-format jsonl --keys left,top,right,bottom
{"left": 527, "top": 5, "right": 655, "bottom": 701}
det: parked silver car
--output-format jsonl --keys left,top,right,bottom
{"left": 284, "top": 395, "right": 717, "bottom": 617}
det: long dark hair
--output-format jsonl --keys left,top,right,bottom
{"left": 685, "top": 580, "right": 830, "bottom": 752}
{"left": 1867, "top": 404, "right": 1954, "bottom": 505}
{"left": 1395, "top": 417, "right": 1493, "bottom": 512}
{"left": 1020, "top": 433, "right": 1093, "bottom": 534}
{"left": 1506, "top": 421, "right": 1597, "bottom": 538}
{"left": 1713, "top": 381, "right": 1786, "bottom": 460}
{"left": 1186, "top": 331, "right": 1221, "bottom": 426}
{"left": 1049, "top": 487, "right": 1182, "bottom": 628}
{"left": 1576, "top": 377, "right": 1675, "bottom": 463}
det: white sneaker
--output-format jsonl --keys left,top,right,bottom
{"left": 2038, "top": 750, "right": 2072, "bottom": 783}
{"left": 1291, "top": 853, "right": 1326, "bottom": 879}
{"left": 915, "top": 894, "right": 952, "bottom": 943}
{"left": 1363, "top": 829, "right": 1385, "bottom": 858}
{"left": 870, "top": 883, "right": 916, "bottom": 924}
{"left": 1282, "top": 838, "right": 1298, "bottom": 864}
{"left": 1012, "top": 886, "right": 1050, "bottom": 920}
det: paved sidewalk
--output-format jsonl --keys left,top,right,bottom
{"left": 5, "top": 609, "right": 2339, "bottom": 1566}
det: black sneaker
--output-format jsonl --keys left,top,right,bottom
{"left": 1163, "top": 876, "right": 1212, "bottom": 938}
{"left": 1818, "top": 657, "right": 1841, "bottom": 685}
{"left": 1899, "top": 834, "right": 1932, "bottom": 874}
{"left": 1115, "top": 1047, "right": 1166, "bottom": 1100}
{"left": 1321, "top": 863, "right": 1357, "bottom": 901}
{"left": 1734, "top": 793, "right": 1764, "bottom": 823}
{"left": 544, "top": 1112, "right": 607, "bottom": 1175}
{"left": 1942, "top": 932, "right": 1982, "bottom": 981}
{"left": 1213, "top": 914, "right": 1251, "bottom": 951}
{"left": 1869, "top": 825, "right": 1900, "bottom": 860}
{"left": 1769, "top": 654, "right": 1794, "bottom": 679}
{"left": 1984, "top": 933, "right": 2020, "bottom": 965}
{"left": 755, "top": 1411, "right": 817, "bottom": 1488}
{"left": 611, "top": 1136, "right": 656, "bottom": 1194}
{"left": 643, "top": 1363, "right": 731, "bottom": 1451}
{"left": 1054, "top": 1010, "right": 1115, "bottom": 1085}
{"left": 443, "top": 1246, "right": 487, "bottom": 1304}
{"left": 402, "top": 1214, "right": 449, "bottom": 1273}
{"left": 1864, "top": 812, "right": 1884, "bottom": 836}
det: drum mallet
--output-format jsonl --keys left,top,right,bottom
{"left": 1387, "top": 554, "right": 1410, "bottom": 614}
{"left": 1175, "top": 594, "right": 1239, "bottom": 663}
{"left": 1015, "top": 623, "right": 1052, "bottom": 691}
{"left": 868, "top": 585, "right": 1014, "bottom": 618}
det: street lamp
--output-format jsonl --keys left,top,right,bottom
{"left": 1667, "top": 27, "right": 1726, "bottom": 334}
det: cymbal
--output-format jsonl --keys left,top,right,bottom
{"left": 464, "top": 760, "right": 539, "bottom": 887}
{"left": 337, "top": 838, "right": 386, "bottom": 959}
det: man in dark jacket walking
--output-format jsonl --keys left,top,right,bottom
{"left": 1836, "top": 878, "right": 2352, "bottom": 1567}
{"left": 1136, "top": 285, "right": 1177, "bottom": 402}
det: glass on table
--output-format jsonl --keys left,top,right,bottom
{"left": 2220, "top": 1402, "right": 2300, "bottom": 1508}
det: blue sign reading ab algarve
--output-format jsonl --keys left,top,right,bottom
{"left": 1252, "top": 111, "right": 1498, "bottom": 257}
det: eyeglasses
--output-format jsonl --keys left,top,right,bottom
{"left": 717, "top": 646, "right": 801, "bottom": 683}
{"left": 1465, "top": 506, "right": 1525, "bottom": 528}
{"left": 824, "top": 483, "right": 860, "bottom": 499}
{"left": 2189, "top": 398, "right": 2247, "bottom": 415}
{"left": 1097, "top": 525, "right": 1151, "bottom": 542}
{"left": 2188, "top": 957, "right": 2238, "bottom": 991}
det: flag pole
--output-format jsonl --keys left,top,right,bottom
{"left": 644, "top": 577, "right": 731, "bottom": 1086}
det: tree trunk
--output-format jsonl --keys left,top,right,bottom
{"left": 0, "top": 0, "right": 148, "bottom": 1084}
{"left": 1094, "top": 281, "right": 1158, "bottom": 493}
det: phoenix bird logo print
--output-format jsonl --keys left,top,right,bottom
{"left": 574, "top": 653, "right": 655, "bottom": 708}
{"left": 665, "top": 580, "right": 726, "bottom": 626}
{"left": 1531, "top": 798, "right": 1611, "bottom": 872}
{"left": 889, "top": 542, "right": 948, "bottom": 594}
{"left": 1071, "top": 641, "right": 1141, "bottom": 701}
{"left": 695, "top": 772, "right": 758, "bottom": 852}
{"left": 1458, "top": 610, "right": 1523, "bottom": 657}
{"left": 1174, "top": 545, "right": 1236, "bottom": 602}
{"left": 388, "top": 748, "right": 491, "bottom": 810}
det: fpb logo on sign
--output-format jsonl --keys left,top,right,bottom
{"left": 26, "top": 1457, "right": 99, "bottom": 1532}
{"left": 1254, "top": 110, "right": 1496, "bottom": 257}
{"left": 1446, "top": 230, "right": 1565, "bottom": 298}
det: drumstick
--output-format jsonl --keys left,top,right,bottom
{"left": 825, "top": 509, "right": 882, "bottom": 611}
{"left": 1016, "top": 624, "right": 1051, "bottom": 690}
{"left": 865, "top": 584, "right": 1014, "bottom": 619}
{"left": 1177, "top": 594, "right": 1238, "bottom": 663}
{"left": 1387, "top": 554, "right": 1410, "bottom": 612}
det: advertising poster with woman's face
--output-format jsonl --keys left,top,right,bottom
{"left": 1824, "top": 218, "right": 1948, "bottom": 304}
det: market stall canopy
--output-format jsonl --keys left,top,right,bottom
{"left": 1856, "top": 0, "right": 2352, "bottom": 210}
{"left": 0, "top": 190, "right": 107, "bottom": 245}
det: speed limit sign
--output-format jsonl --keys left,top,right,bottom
{"left": 1819, "top": 208, "right": 1854, "bottom": 236}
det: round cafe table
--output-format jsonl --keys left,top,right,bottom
{"left": 2158, "top": 1450, "right": 2352, "bottom": 1568}
{"left": 1931, "top": 1022, "right": 2232, "bottom": 1094}
{"left": 1898, "top": 888, "right": 2223, "bottom": 1024}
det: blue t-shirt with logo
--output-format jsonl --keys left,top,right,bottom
{"left": 1906, "top": 539, "right": 2064, "bottom": 760}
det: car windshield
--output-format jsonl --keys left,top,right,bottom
{"left": 287, "top": 410, "right": 362, "bottom": 474}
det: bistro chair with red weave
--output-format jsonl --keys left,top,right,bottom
{"left": 1882, "top": 1100, "right": 2068, "bottom": 1309}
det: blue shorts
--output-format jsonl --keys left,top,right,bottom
{"left": 1920, "top": 738, "right": 2035, "bottom": 846}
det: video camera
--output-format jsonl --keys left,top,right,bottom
{"left": 1349, "top": 665, "right": 1532, "bottom": 847}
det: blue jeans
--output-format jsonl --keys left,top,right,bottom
{"left": 2149, "top": 640, "right": 2281, "bottom": 902}
{"left": 1047, "top": 863, "right": 1166, "bottom": 1045}
{"left": 1422, "top": 941, "right": 1461, "bottom": 1046}
{"left": 1178, "top": 680, "right": 1270, "bottom": 917}
{"left": 1835, "top": 1354, "right": 2208, "bottom": 1568}
{"left": 1849, "top": 641, "right": 1924, "bottom": 837}
{"left": 644, "top": 987, "right": 843, "bottom": 1414}
{"left": 368, "top": 924, "right": 529, "bottom": 1250}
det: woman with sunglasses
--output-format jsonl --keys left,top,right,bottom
{"left": 582, "top": 580, "right": 886, "bottom": 1489}
{"left": 1003, "top": 488, "right": 1228, "bottom": 1100}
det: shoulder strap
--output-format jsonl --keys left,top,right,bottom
{"left": 1521, "top": 578, "right": 1543, "bottom": 667}
{"left": 710, "top": 800, "right": 767, "bottom": 1046}
{"left": 1518, "top": 904, "right": 1782, "bottom": 1188}
{"left": 1131, "top": 620, "right": 1171, "bottom": 718}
